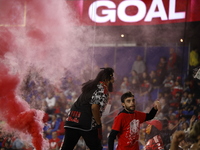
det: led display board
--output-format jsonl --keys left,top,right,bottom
{"left": 67, "top": 0, "right": 200, "bottom": 26}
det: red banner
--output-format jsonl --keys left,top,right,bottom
{"left": 67, "top": 0, "right": 200, "bottom": 26}
{"left": 0, "top": 0, "right": 200, "bottom": 27}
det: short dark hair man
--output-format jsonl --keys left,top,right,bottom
{"left": 108, "top": 91, "right": 160, "bottom": 150}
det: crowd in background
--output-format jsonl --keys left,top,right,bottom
{"left": 0, "top": 47, "right": 200, "bottom": 150}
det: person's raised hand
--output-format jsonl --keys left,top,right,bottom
{"left": 172, "top": 131, "right": 185, "bottom": 144}
{"left": 153, "top": 100, "right": 161, "bottom": 110}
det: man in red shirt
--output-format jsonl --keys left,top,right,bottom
{"left": 108, "top": 91, "right": 160, "bottom": 150}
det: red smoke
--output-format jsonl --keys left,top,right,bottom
{"left": 0, "top": 58, "right": 48, "bottom": 150}
{"left": 0, "top": 12, "right": 48, "bottom": 150}
{"left": 0, "top": 0, "right": 85, "bottom": 148}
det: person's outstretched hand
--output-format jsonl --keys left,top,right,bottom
{"left": 153, "top": 100, "right": 161, "bottom": 110}
{"left": 172, "top": 131, "right": 185, "bottom": 144}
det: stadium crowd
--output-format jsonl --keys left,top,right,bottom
{"left": 0, "top": 47, "right": 200, "bottom": 150}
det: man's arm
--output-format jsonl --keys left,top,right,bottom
{"left": 145, "top": 101, "right": 160, "bottom": 121}
{"left": 170, "top": 131, "right": 185, "bottom": 150}
{"left": 91, "top": 104, "right": 101, "bottom": 125}
{"left": 108, "top": 130, "right": 119, "bottom": 150}
{"left": 145, "top": 107, "right": 157, "bottom": 121}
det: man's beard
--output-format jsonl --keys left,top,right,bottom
{"left": 125, "top": 106, "right": 135, "bottom": 112}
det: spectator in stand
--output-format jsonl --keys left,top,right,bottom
{"left": 167, "top": 48, "right": 178, "bottom": 75}
{"left": 153, "top": 92, "right": 165, "bottom": 110}
{"left": 168, "top": 110, "right": 179, "bottom": 125}
{"left": 129, "top": 70, "right": 140, "bottom": 94}
{"left": 53, "top": 101, "right": 62, "bottom": 115}
{"left": 160, "top": 118, "right": 179, "bottom": 150}
{"left": 177, "top": 116, "right": 190, "bottom": 131}
{"left": 1, "top": 134, "right": 13, "bottom": 150}
{"left": 56, "top": 115, "right": 66, "bottom": 140}
{"left": 187, "top": 92, "right": 195, "bottom": 107}
{"left": 132, "top": 55, "right": 146, "bottom": 76}
{"left": 149, "top": 70, "right": 160, "bottom": 88}
{"left": 130, "top": 78, "right": 140, "bottom": 94}
{"left": 189, "top": 115, "right": 198, "bottom": 130}
{"left": 12, "top": 136, "right": 24, "bottom": 150}
{"left": 45, "top": 90, "right": 56, "bottom": 114}
{"left": 119, "top": 76, "right": 130, "bottom": 94}
{"left": 129, "top": 70, "right": 140, "bottom": 84}
{"left": 181, "top": 122, "right": 190, "bottom": 134}
{"left": 169, "top": 92, "right": 181, "bottom": 111}
{"left": 54, "top": 93, "right": 68, "bottom": 115}
{"left": 183, "top": 77, "right": 194, "bottom": 93}
{"left": 156, "top": 96, "right": 169, "bottom": 119}
{"left": 139, "top": 79, "right": 152, "bottom": 111}
{"left": 155, "top": 92, "right": 164, "bottom": 102}
{"left": 62, "top": 76, "right": 76, "bottom": 100}
{"left": 169, "top": 120, "right": 200, "bottom": 150}
{"left": 162, "top": 74, "right": 174, "bottom": 92}
{"left": 139, "top": 125, "right": 146, "bottom": 150}
{"left": 49, "top": 131, "right": 61, "bottom": 150}
{"left": 163, "top": 91, "right": 172, "bottom": 106}
{"left": 189, "top": 119, "right": 200, "bottom": 150}
{"left": 2, "top": 141, "right": 12, "bottom": 150}
{"left": 171, "top": 79, "right": 183, "bottom": 98}
{"left": 156, "top": 56, "right": 167, "bottom": 84}
{"left": 189, "top": 47, "right": 200, "bottom": 76}
{"left": 43, "top": 114, "right": 61, "bottom": 139}
{"left": 139, "top": 71, "right": 150, "bottom": 85}
{"left": 180, "top": 91, "right": 189, "bottom": 110}
{"left": 144, "top": 120, "right": 164, "bottom": 150}
{"left": 181, "top": 93, "right": 195, "bottom": 120}
{"left": 70, "top": 92, "right": 79, "bottom": 104}
{"left": 64, "top": 103, "right": 71, "bottom": 117}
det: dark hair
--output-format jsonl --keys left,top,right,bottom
{"left": 82, "top": 67, "right": 114, "bottom": 93}
{"left": 74, "top": 67, "right": 114, "bottom": 106}
{"left": 121, "top": 91, "right": 134, "bottom": 103}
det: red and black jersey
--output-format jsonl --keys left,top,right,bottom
{"left": 65, "top": 82, "right": 109, "bottom": 131}
{"left": 111, "top": 109, "right": 146, "bottom": 150}
{"left": 144, "top": 135, "right": 164, "bottom": 150}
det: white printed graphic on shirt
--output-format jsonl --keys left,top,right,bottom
{"left": 126, "top": 119, "right": 139, "bottom": 145}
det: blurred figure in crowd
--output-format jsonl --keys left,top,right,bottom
{"left": 132, "top": 55, "right": 146, "bottom": 76}
{"left": 144, "top": 120, "right": 164, "bottom": 150}
{"left": 170, "top": 120, "right": 200, "bottom": 150}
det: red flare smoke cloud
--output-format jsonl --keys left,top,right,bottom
{"left": 0, "top": 0, "right": 83, "bottom": 148}
{"left": 0, "top": 0, "right": 48, "bottom": 148}
{"left": 0, "top": 48, "right": 48, "bottom": 150}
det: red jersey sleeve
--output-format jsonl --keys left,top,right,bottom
{"left": 112, "top": 113, "right": 123, "bottom": 131}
